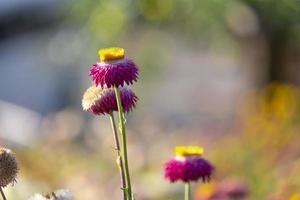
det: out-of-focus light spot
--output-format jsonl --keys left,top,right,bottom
{"left": 47, "top": 29, "right": 87, "bottom": 66}
{"left": 88, "top": 2, "right": 128, "bottom": 42}
{"left": 0, "top": 101, "right": 41, "bottom": 145}
{"left": 196, "top": 181, "right": 217, "bottom": 199}
{"left": 226, "top": 3, "right": 259, "bottom": 37}
{"left": 261, "top": 83, "right": 299, "bottom": 120}
{"left": 139, "top": 0, "right": 175, "bottom": 22}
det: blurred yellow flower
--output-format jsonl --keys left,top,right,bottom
{"left": 196, "top": 182, "right": 217, "bottom": 198}
{"left": 289, "top": 193, "right": 300, "bottom": 200}
{"left": 98, "top": 47, "right": 125, "bottom": 62}
{"left": 241, "top": 83, "right": 300, "bottom": 150}
{"left": 175, "top": 146, "right": 204, "bottom": 157}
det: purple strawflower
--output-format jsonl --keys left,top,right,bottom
{"left": 165, "top": 156, "right": 214, "bottom": 183}
{"left": 82, "top": 85, "right": 138, "bottom": 115}
{"left": 89, "top": 48, "right": 139, "bottom": 88}
{"left": 185, "top": 156, "right": 214, "bottom": 182}
{"left": 164, "top": 146, "right": 214, "bottom": 183}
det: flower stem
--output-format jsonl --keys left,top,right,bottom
{"left": 114, "top": 86, "right": 132, "bottom": 199}
{"left": 109, "top": 112, "right": 127, "bottom": 200}
{"left": 185, "top": 182, "right": 191, "bottom": 200}
{"left": 0, "top": 187, "right": 7, "bottom": 200}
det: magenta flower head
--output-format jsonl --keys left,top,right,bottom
{"left": 89, "top": 47, "right": 139, "bottom": 88}
{"left": 164, "top": 146, "right": 214, "bottom": 183}
{"left": 82, "top": 85, "right": 138, "bottom": 115}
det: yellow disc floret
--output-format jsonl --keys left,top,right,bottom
{"left": 98, "top": 47, "right": 125, "bottom": 62}
{"left": 175, "top": 146, "right": 204, "bottom": 157}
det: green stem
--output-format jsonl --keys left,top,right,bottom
{"left": 109, "top": 112, "right": 127, "bottom": 200}
{"left": 114, "top": 86, "right": 132, "bottom": 199}
{"left": 185, "top": 182, "right": 191, "bottom": 200}
{"left": 0, "top": 187, "right": 7, "bottom": 200}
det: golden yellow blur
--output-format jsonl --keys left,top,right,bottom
{"left": 241, "top": 83, "right": 300, "bottom": 151}
{"left": 98, "top": 47, "right": 125, "bottom": 62}
{"left": 290, "top": 193, "right": 300, "bottom": 200}
{"left": 196, "top": 182, "right": 217, "bottom": 199}
{"left": 175, "top": 146, "right": 204, "bottom": 157}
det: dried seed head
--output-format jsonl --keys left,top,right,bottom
{"left": 0, "top": 148, "right": 18, "bottom": 187}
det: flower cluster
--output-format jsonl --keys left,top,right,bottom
{"left": 81, "top": 48, "right": 216, "bottom": 200}
{"left": 165, "top": 146, "right": 214, "bottom": 183}
{"left": 82, "top": 47, "right": 139, "bottom": 115}
{"left": 82, "top": 47, "right": 139, "bottom": 200}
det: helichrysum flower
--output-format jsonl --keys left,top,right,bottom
{"left": 89, "top": 47, "right": 139, "bottom": 88}
{"left": 0, "top": 148, "right": 18, "bottom": 187}
{"left": 82, "top": 85, "right": 138, "bottom": 115}
{"left": 28, "top": 189, "right": 73, "bottom": 200}
{"left": 164, "top": 146, "right": 214, "bottom": 183}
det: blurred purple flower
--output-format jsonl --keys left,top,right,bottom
{"left": 219, "top": 180, "right": 249, "bottom": 199}
{"left": 82, "top": 85, "right": 138, "bottom": 115}
{"left": 164, "top": 156, "right": 214, "bottom": 183}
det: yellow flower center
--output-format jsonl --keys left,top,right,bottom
{"left": 175, "top": 146, "right": 204, "bottom": 157}
{"left": 98, "top": 47, "right": 125, "bottom": 62}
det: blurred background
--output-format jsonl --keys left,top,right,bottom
{"left": 1, "top": 0, "right": 300, "bottom": 199}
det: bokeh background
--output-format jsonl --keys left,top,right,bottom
{"left": 1, "top": 0, "right": 300, "bottom": 199}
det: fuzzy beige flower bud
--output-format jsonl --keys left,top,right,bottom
{"left": 0, "top": 148, "right": 18, "bottom": 187}
{"left": 28, "top": 189, "right": 73, "bottom": 200}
